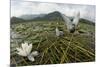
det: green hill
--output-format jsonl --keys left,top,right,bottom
{"left": 11, "top": 17, "right": 26, "bottom": 24}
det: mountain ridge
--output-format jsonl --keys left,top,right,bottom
{"left": 11, "top": 11, "right": 95, "bottom": 25}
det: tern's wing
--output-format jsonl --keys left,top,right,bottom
{"left": 61, "top": 14, "right": 72, "bottom": 30}
{"left": 72, "top": 11, "right": 80, "bottom": 26}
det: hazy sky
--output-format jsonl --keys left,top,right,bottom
{"left": 11, "top": 0, "right": 95, "bottom": 22}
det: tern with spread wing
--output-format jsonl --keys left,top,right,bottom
{"left": 61, "top": 11, "right": 80, "bottom": 33}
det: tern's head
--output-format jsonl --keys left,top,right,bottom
{"left": 69, "top": 24, "right": 75, "bottom": 33}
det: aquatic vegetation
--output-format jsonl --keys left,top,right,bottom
{"left": 10, "top": 20, "right": 95, "bottom": 66}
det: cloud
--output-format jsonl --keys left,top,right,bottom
{"left": 11, "top": 1, "right": 95, "bottom": 21}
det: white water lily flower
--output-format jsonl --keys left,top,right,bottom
{"left": 16, "top": 42, "right": 39, "bottom": 62}
{"left": 56, "top": 27, "right": 60, "bottom": 36}
{"left": 55, "top": 27, "right": 64, "bottom": 36}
